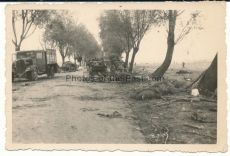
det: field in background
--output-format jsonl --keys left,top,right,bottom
{"left": 134, "top": 62, "right": 211, "bottom": 73}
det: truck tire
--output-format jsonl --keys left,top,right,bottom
{"left": 47, "top": 68, "right": 51, "bottom": 78}
{"left": 50, "top": 67, "right": 54, "bottom": 78}
{"left": 31, "top": 69, "right": 38, "bottom": 81}
{"left": 12, "top": 72, "right": 14, "bottom": 82}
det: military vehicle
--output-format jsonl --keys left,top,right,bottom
{"left": 83, "top": 57, "right": 128, "bottom": 82}
{"left": 83, "top": 59, "right": 108, "bottom": 81}
{"left": 12, "top": 49, "right": 58, "bottom": 82}
{"left": 62, "top": 61, "right": 78, "bottom": 72}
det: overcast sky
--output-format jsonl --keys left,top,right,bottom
{"left": 13, "top": 7, "right": 224, "bottom": 65}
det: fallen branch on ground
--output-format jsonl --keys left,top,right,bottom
{"left": 152, "top": 102, "right": 175, "bottom": 107}
{"left": 200, "top": 98, "right": 217, "bottom": 103}
{"left": 166, "top": 97, "right": 200, "bottom": 103}
{"left": 183, "top": 123, "right": 204, "bottom": 129}
{"left": 163, "top": 126, "right": 169, "bottom": 144}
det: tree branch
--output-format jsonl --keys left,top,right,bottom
{"left": 12, "top": 11, "right": 18, "bottom": 46}
{"left": 177, "top": 10, "right": 185, "bottom": 17}
{"left": 24, "top": 25, "right": 37, "bottom": 39}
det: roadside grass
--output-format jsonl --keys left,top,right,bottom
{"left": 119, "top": 64, "right": 217, "bottom": 144}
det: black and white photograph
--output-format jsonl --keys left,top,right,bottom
{"left": 5, "top": 2, "right": 227, "bottom": 151}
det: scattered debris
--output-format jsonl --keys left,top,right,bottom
{"left": 12, "top": 88, "right": 19, "bottom": 91}
{"left": 136, "top": 90, "right": 162, "bottom": 100}
{"left": 184, "top": 78, "right": 191, "bottom": 81}
{"left": 183, "top": 123, "right": 204, "bottom": 129}
{"left": 13, "top": 104, "right": 49, "bottom": 110}
{"left": 71, "top": 126, "right": 77, "bottom": 130}
{"left": 124, "top": 116, "right": 134, "bottom": 120}
{"left": 191, "top": 112, "right": 205, "bottom": 122}
{"left": 21, "top": 83, "right": 33, "bottom": 86}
{"left": 181, "top": 106, "right": 191, "bottom": 112}
{"left": 97, "top": 111, "right": 122, "bottom": 118}
{"left": 80, "top": 108, "right": 99, "bottom": 112}
{"left": 77, "top": 94, "right": 114, "bottom": 101}
{"left": 167, "top": 97, "right": 200, "bottom": 102}
{"left": 191, "top": 89, "right": 199, "bottom": 96}
{"left": 30, "top": 96, "right": 52, "bottom": 102}
{"left": 191, "top": 112, "right": 216, "bottom": 123}
{"left": 148, "top": 126, "right": 169, "bottom": 144}
{"left": 176, "top": 70, "right": 193, "bottom": 74}
{"left": 152, "top": 102, "right": 174, "bottom": 107}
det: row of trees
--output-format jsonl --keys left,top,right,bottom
{"left": 98, "top": 10, "right": 202, "bottom": 76}
{"left": 12, "top": 10, "right": 101, "bottom": 65}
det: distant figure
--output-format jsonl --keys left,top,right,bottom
{"left": 182, "top": 62, "right": 185, "bottom": 68}
{"left": 86, "top": 57, "right": 91, "bottom": 71}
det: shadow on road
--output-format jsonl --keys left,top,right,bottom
{"left": 13, "top": 74, "right": 63, "bottom": 83}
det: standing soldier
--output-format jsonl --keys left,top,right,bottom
{"left": 182, "top": 62, "right": 185, "bottom": 68}
{"left": 86, "top": 57, "right": 91, "bottom": 71}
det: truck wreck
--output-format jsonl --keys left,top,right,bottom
{"left": 12, "top": 49, "right": 58, "bottom": 81}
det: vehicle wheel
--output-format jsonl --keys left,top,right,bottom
{"left": 58, "top": 68, "right": 61, "bottom": 73}
{"left": 73, "top": 65, "right": 76, "bottom": 72}
{"left": 47, "top": 68, "right": 51, "bottom": 78}
{"left": 69, "top": 65, "right": 74, "bottom": 72}
{"left": 50, "top": 67, "right": 54, "bottom": 78}
{"left": 31, "top": 69, "right": 38, "bottom": 81}
{"left": 12, "top": 72, "right": 14, "bottom": 82}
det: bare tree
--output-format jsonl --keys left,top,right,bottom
{"left": 151, "top": 10, "right": 202, "bottom": 77}
{"left": 12, "top": 10, "right": 52, "bottom": 51}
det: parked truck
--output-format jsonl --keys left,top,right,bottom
{"left": 12, "top": 49, "right": 58, "bottom": 82}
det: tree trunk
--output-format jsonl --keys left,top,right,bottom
{"left": 125, "top": 51, "right": 129, "bottom": 68}
{"left": 197, "top": 53, "right": 217, "bottom": 96}
{"left": 15, "top": 45, "right": 20, "bottom": 51}
{"left": 151, "top": 10, "right": 177, "bottom": 77}
{"left": 62, "top": 57, "right": 65, "bottom": 66}
{"left": 79, "top": 61, "right": 82, "bottom": 66}
{"left": 14, "top": 43, "right": 21, "bottom": 51}
{"left": 129, "top": 48, "right": 138, "bottom": 72}
{"left": 74, "top": 59, "right": 76, "bottom": 64}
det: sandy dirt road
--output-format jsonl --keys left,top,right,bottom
{"left": 12, "top": 70, "right": 145, "bottom": 144}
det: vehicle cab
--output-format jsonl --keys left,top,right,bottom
{"left": 12, "top": 50, "right": 46, "bottom": 81}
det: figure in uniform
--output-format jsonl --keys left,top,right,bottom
{"left": 182, "top": 62, "right": 185, "bottom": 68}
{"left": 86, "top": 57, "right": 91, "bottom": 71}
